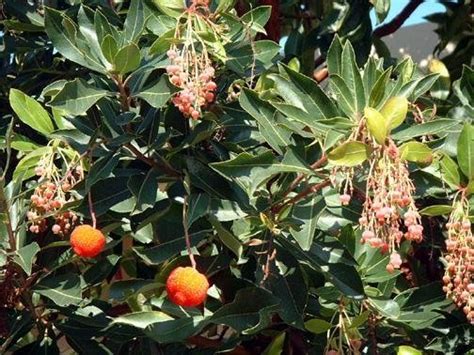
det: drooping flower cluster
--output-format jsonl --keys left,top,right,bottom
{"left": 358, "top": 141, "right": 423, "bottom": 271}
{"left": 27, "top": 146, "right": 83, "bottom": 236}
{"left": 166, "top": 44, "right": 217, "bottom": 120}
{"left": 442, "top": 193, "right": 474, "bottom": 324}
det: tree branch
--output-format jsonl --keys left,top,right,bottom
{"left": 373, "top": 0, "right": 424, "bottom": 38}
{"left": 124, "top": 143, "right": 181, "bottom": 178}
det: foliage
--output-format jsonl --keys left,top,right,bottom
{"left": 0, "top": 0, "right": 473, "bottom": 354}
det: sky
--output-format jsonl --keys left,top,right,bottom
{"left": 372, "top": 0, "right": 446, "bottom": 27}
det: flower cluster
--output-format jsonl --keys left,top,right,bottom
{"left": 27, "top": 148, "right": 83, "bottom": 236}
{"left": 442, "top": 194, "right": 474, "bottom": 324}
{"left": 166, "top": 47, "right": 217, "bottom": 120}
{"left": 358, "top": 141, "right": 423, "bottom": 271}
{"left": 191, "top": 0, "right": 210, "bottom": 7}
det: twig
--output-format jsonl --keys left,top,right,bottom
{"left": 125, "top": 143, "right": 181, "bottom": 178}
{"left": 113, "top": 75, "right": 131, "bottom": 111}
{"left": 182, "top": 196, "right": 196, "bottom": 269}
{"left": 373, "top": 0, "right": 424, "bottom": 38}
{"left": 280, "top": 155, "right": 328, "bottom": 202}
{"left": 88, "top": 191, "right": 97, "bottom": 228}
{"left": 284, "top": 180, "right": 331, "bottom": 210}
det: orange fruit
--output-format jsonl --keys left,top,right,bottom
{"left": 166, "top": 267, "right": 209, "bottom": 307}
{"left": 70, "top": 225, "right": 106, "bottom": 258}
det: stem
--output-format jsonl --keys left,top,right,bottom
{"left": 182, "top": 196, "right": 197, "bottom": 269}
{"left": 114, "top": 75, "right": 131, "bottom": 111}
{"left": 125, "top": 143, "right": 181, "bottom": 178}
{"left": 280, "top": 155, "right": 328, "bottom": 202}
{"left": 262, "top": 232, "right": 275, "bottom": 283}
{"left": 284, "top": 180, "right": 331, "bottom": 207}
{"left": 373, "top": 0, "right": 424, "bottom": 38}
{"left": 0, "top": 177, "right": 16, "bottom": 252}
{"left": 88, "top": 191, "right": 97, "bottom": 228}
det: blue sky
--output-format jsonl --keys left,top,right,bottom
{"left": 372, "top": 0, "right": 445, "bottom": 27}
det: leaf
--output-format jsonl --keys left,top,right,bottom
{"left": 369, "top": 298, "right": 400, "bottom": 319}
{"left": 124, "top": 0, "right": 145, "bottom": 43}
{"left": 85, "top": 153, "right": 120, "bottom": 191}
{"left": 397, "top": 346, "right": 423, "bottom": 355}
{"left": 111, "top": 311, "right": 172, "bottom": 329}
{"left": 10, "top": 89, "right": 54, "bottom": 135}
{"left": 270, "top": 250, "right": 307, "bottom": 327}
{"left": 369, "top": 67, "right": 392, "bottom": 108}
{"left": 241, "top": 6, "right": 271, "bottom": 34}
{"left": 101, "top": 34, "right": 118, "bottom": 64}
{"left": 453, "top": 65, "right": 474, "bottom": 108}
{"left": 270, "top": 64, "right": 338, "bottom": 123}
{"left": 187, "top": 194, "right": 210, "bottom": 227}
{"left": 371, "top": 0, "right": 391, "bottom": 23}
{"left": 428, "top": 59, "right": 451, "bottom": 101}
{"left": 263, "top": 332, "right": 285, "bottom": 355}
{"left": 439, "top": 154, "right": 461, "bottom": 189}
{"left": 209, "top": 217, "right": 242, "bottom": 258}
{"left": 128, "top": 170, "right": 159, "bottom": 211}
{"left": 44, "top": 8, "right": 105, "bottom": 73}
{"left": 210, "top": 287, "right": 280, "bottom": 334}
{"left": 328, "top": 141, "right": 371, "bottom": 167}
{"left": 400, "top": 142, "right": 433, "bottom": 165}
{"left": 13, "top": 242, "right": 40, "bottom": 275}
{"left": 290, "top": 195, "right": 326, "bottom": 250}
{"left": 419, "top": 205, "right": 453, "bottom": 216}
{"left": 329, "top": 74, "right": 357, "bottom": 117}
{"left": 85, "top": 177, "right": 133, "bottom": 216}
{"left": 145, "top": 316, "right": 207, "bottom": 343}
{"left": 210, "top": 151, "right": 313, "bottom": 197}
{"left": 341, "top": 41, "right": 366, "bottom": 114}
{"left": 114, "top": 43, "right": 141, "bottom": 74}
{"left": 135, "top": 75, "right": 174, "bottom": 108}
{"left": 364, "top": 107, "right": 388, "bottom": 144}
{"left": 391, "top": 119, "right": 458, "bottom": 141}
{"left": 215, "top": 0, "right": 237, "bottom": 13}
{"left": 408, "top": 73, "right": 440, "bottom": 101}
{"left": 380, "top": 96, "right": 408, "bottom": 129}
{"left": 133, "top": 230, "right": 211, "bottom": 265}
{"left": 33, "top": 274, "right": 83, "bottom": 306}
{"left": 239, "top": 88, "right": 291, "bottom": 154}
{"left": 327, "top": 35, "right": 343, "bottom": 76}
{"left": 304, "top": 319, "right": 332, "bottom": 334}
{"left": 226, "top": 41, "right": 279, "bottom": 75}
{"left": 49, "top": 79, "right": 108, "bottom": 115}
{"left": 457, "top": 124, "right": 474, "bottom": 180}
{"left": 152, "top": 0, "right": 186, "bottom": 18}
{"left": 278, "top": 236, "right": 364, "bottom": 299}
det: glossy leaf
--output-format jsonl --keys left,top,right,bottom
{"left": 400, "top": 142, "right": 433, "bottom": 165}
{"left": 380, "top": 96, "right": 408, "bottom": 129}
{"left": 457, "top": 124, "right": 474, "bottom": 180}
{"left": 13, "top": 242, "right": 40, "bottom": 275}
{"left": 364, "top": 107, "right": 388, "bottom": 144}
{"left": 10, "top": 89, "right": 54, "bottom": 135}
{"left": 114, "top": 43, "right": 141, "bottom": 74}
{"left": 49, "top": 79, "right": 108, "bottom": 115}
{"left": 328, "top": 141, "right": 371, "bottom": 167}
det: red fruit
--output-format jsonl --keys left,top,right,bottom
{"left": 70, "top": 225, "right": 106, "bottom": 258}
{"left": 166, "top": 267, "right": 209, "bottom": 307}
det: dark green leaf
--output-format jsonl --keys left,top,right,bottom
{"left": 49, "top": 79, "right": 108, "bottom": 115}
{"left": 13, "top": 242, "right": 40, "bottom": 275}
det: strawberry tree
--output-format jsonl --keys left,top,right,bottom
{"left": 0, "top": 0, "right": 473, "bottom": 353}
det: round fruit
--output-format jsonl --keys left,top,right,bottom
{"left": 166, "top": 267, "right": 209, "bottom": 307}
{"left": 70, "top": 225, "right": 106, "bottom": 258}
